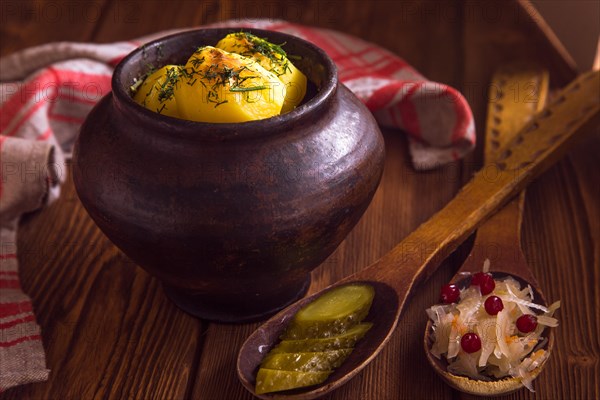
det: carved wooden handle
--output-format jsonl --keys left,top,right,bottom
{"left": 359, "top": 70, "right": 600, "bottom": 289}
{"left": 461, "top": 64, "right": 550, "bottom": 278}
{"left": 484, "top": 63, "right": 549, "bottom": 162}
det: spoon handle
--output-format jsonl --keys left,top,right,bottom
{"left": 484, "top": 64, "right": 550, "bottom": 162}
{"left": 463, "top": 64, "right": 549, "bottom": 280}
{"left": 353, "top": 70, "right": 599, "bottom": 292}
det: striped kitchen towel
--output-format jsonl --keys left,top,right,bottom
{"left": 0, "top": 19, "right": 475, "bottom": 391}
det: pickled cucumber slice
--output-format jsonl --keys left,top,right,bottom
{"left": 261, "top": 349, "right": 353, "bottom": 372}
{"left": 255, "top": 368, "right": 331, "bottom": 395}
{"left": 254, "top": 285, "right": 375, "bottom": 394}
{"left": 282, "top": 284, "right": 375, "bottom": 339}
{"left": 270, "top": 323, "right": 373, "bottom": 353}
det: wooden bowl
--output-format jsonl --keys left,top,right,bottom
{"left": 72, "top": 28, "right": 385, "bottom": 322}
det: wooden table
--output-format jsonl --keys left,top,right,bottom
{"left": 1, "top": 1, "right": 598, "bottom": 399}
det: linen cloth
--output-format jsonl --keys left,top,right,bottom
{"left": 0, "top": 19, "right": 475, "bottom": 391}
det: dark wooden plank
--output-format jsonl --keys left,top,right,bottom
{"left": 89, "top": 0, "right": 219, "bottom": 43}
{"left": 0, "top": 0, "right": 110, "bottom": 57}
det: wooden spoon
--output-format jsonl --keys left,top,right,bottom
{"left": 424, "top": 63, "right": 551, "bottom": 396}
{"left": 237, "top": 70, "right": 600, "bottom": 399}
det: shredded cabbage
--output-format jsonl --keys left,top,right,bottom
{"left": 426, "top": 260, "right": 559, "bottom": 392}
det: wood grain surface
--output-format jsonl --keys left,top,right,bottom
{"left": 1, "top": 1, "right": 598, "bottom": 399}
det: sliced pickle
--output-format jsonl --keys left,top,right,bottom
{"left": 270, "top": 323, "right": 373, "bottom": 353}
{"left": 255, "top": 368, "right": 331, "bottom": 395}
{"left": 282, "top": 284, "right": 375, "bottom": 339}
{"left": 261, "top": 349, "right": 353, "bottom": 372}
{"left": 254, "top": 284, "right": 375, "bottom": 394}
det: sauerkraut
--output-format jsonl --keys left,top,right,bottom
{"left": 426, "top": 260, "right": 559, "bottom": 391}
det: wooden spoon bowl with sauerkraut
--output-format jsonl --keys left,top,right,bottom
{"left": 424, "top": 260, "right": 559, "bottom": 396}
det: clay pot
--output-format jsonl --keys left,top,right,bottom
{"left": 73, "top": 28, "right": 384, "bottom": 322}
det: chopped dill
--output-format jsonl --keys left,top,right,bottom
{"left": 206, "top": 89, "right": 229, "bottom": 108}
{"left": 157, "top": 66, "right": 182, "bottom": 103}
{"left": 189, "top": 56, "right": 206, "bottom": 69}
{"left": 229, "top": 85, "right": 267, "bottom": 92}
{"left": 227, "top": 32, "right": 297, "bottom": 77}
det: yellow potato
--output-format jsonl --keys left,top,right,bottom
{"left": 176, "top": 46, "right": 286, "bottom": 123}
{"left": 133, "top": 65, "right": 182, "bottom": 118}
{"left": 216, "top": 32, "right": 307, "bottom": 113}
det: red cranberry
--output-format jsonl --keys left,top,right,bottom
{"left": 471, "top": 272, "right": 495, "bottom": 295}
{"left": 484, "top": 295, "right": 504, "bottom": 315}
{"left": 517, "top": 314, "right": 538, "bottom": 333}
{"left": 440, "top": 284, "right": 460, "bottom": 304}
{"left": 461, "top": 332, "right": 482, "bottom": 353}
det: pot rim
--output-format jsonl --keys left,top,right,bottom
{"left": 111, "top": 27, "right": 338, "bottom": 141}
